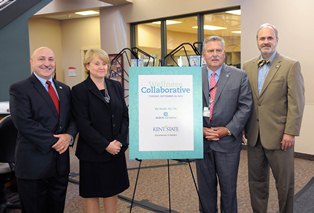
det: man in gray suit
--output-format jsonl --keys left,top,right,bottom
{"left": 243, "top": 23, "right": 305, "bottom": 213}
{"left": 196, "top": 36, "right": 252, "bottom": 213}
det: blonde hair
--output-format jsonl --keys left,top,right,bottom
{"left": 83, "top": 48, "right": 110, "bottom": 74}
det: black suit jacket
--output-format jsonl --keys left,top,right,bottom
{"left": 9, "top": 74, "right": 77, "bottom": 179}
{"left": 72, "top": 76, "right": 129, "bottom": 162}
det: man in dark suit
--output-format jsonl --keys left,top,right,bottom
{"left": 196, "top": 36, "right": 252, "bottom": 213}
{"left": 243, "top": 23, "right": 305, "bottom": 213}
{"left": 9, "top": 47, "right": 77, "bottom": 213}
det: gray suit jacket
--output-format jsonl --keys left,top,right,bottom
{"left": 202, "top": 64, "right": 252, "bottom": 153}
{"left": 243, "top": 53, "right": 305, "bottom": 150}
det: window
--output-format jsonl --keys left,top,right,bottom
{"left": 134, "top": 22, "right": 161, "bottom": 66}
{"left": 204, "top": 9, "right": 241, "bottom": 67}
{"left": 132, "top": 7, "right": 241, "bottom": 67}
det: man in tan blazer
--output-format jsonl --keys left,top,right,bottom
{"left": 243, "top": 23, "right": 305, "bottom": 213}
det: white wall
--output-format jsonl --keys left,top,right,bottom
{"left": 61, "top": 17, "right": 101, "bottom": 87}
{"left": 29, "top": 17, "right": 101, "bottom": 87}
{"left": 29, "top": 18, "right": 64, "bottom": 81}
{"left": 100, "top": 6, "right": 130, "bottom": 55}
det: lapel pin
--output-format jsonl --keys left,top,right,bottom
{"left": 59, "top": 86, "right": 63, "bottom": 89}
{"left": 226, "top": 74, "right": 230, "bottom": 78}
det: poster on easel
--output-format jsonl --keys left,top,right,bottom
{"left": 129, "top": 67, "right": 203, "bottom": 160}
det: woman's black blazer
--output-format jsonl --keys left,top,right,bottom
{"left": 72, "top": 76, "right": 129, "bottom": 162}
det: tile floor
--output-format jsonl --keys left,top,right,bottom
{"left": 64, "top": 148, "right": 314, "bottom": 213}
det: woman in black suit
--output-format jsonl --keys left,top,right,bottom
{"left": 72, "top": 49, "right": 129, "bottom": 212}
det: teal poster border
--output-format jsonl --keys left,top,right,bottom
{"left": 129, "top": 66, "right": 203, "bottom": 160}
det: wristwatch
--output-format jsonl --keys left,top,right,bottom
{"left": 227, "top": 129, "right": 232, "bottom": 136}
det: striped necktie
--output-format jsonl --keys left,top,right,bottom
{"left": 209, "top": 72, "right": 217, "bottom": 121}
{"left": 258, "top": 59, "right": 271, "bottom": 68}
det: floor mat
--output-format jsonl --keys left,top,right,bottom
{"left": 294, "top": 176, "right": 314, "bottom": 213}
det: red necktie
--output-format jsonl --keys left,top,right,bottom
{"left": 209, "top": 72, "right": 217, "bottom": 121}
{"left": 46, "top": 80, "right": 60, "bottom": 114}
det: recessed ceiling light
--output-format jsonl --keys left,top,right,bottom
{"left": 225, "top": 10, "right": 241, "bottom": 15}
{"left": 75, "top": 10, "right": 99, "bottom": 16}
{"left": 193, "top": 25, "right": 227, "bottom": 31}
{"left": 152, "top": 20, "right": 182, "bottom": 25}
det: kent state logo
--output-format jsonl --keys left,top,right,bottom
{"left": 152, "top": 126, "right": 179, "bottom": 132}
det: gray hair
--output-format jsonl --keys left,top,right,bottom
{"left": 203, "top": 36, "right": 225, "bottom": 52}
{"left": 256, "top": 23, "right": 278, "bottom": 40}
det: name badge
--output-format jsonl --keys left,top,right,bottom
{"left": 203, "top": 107, "right": 210, "bottom": 117}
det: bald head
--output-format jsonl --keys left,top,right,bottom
{"left": 31, "top": 47, "right": 55, "bottom": 59}
{"left": 30, "top": 47, "right": 56, "bottom": 80}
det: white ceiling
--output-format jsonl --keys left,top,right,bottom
{"left": 34, "top": 0, "right": 132, "bottom": 20}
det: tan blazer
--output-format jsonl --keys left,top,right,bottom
{"left": 243, "top": 53, "right": 305, "bottom": 150}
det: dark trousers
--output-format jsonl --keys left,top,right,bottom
{"left": 0, "top": 181, "right": 5, "bottom": 213}
{"left": 196, "top": 148, "right": 240, "bottom": 213}
{"left": 17, "top": 175, "right": 68, "bottom": 213}
{"left": 247, "top": 140, "right": 294, "bottom": 213}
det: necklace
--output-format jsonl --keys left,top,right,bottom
{"left": 103, "top": 81, "right": 110, "bottom": 103}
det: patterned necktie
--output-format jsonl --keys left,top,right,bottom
{"left": 209, "top": 72, "right": 217, "bottom": 121}
{"left": 46, "top": 80, "right": 60, "bottom": 114}
{"left": 258, "top": 59, "right": 271, "bottom": 68}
